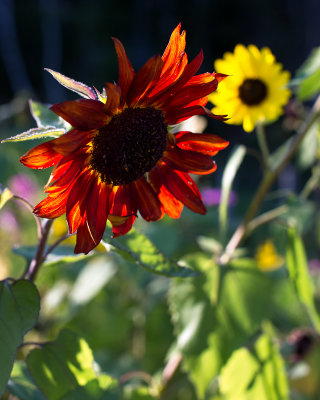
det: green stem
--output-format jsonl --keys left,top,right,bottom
{"left": 256, "top": 123, "right": 270, "bottom": 171}
{"left": 220, "top": 97, "right": 320, "bottom": 263}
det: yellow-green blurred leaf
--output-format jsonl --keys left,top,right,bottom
{"left": 286, "top": 227, "right": 320, "bottom": 331}
{"left": 0, "top": 184, "right": 13, "bottom": 209}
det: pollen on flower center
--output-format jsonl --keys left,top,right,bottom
{"left": 90, "top": 107, "right": 168, "bottom": 185}
{"left": 239, "top": 78, "right": 268, "bottom": 106}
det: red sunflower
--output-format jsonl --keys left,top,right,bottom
{"left": 20, "top": 24, "right": 229, "bottom": 254}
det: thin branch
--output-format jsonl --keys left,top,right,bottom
{"left": 119, "top": 370, "right": 152, "bottom": 385}
{"left": 27, "top": 219, "right": 54, "bottom": 281}
{"left": 13, "top": 194, "right": 43, "bottom": 237}
{"left": 246, "top": 205, "right": 289, "bottom": 233}
{"left": 43, "top": 232, "right": 73, "bottom": 259}
{"left": 220, "top": 96, "right": 320, "bottom": 263}
{"left": 256, "top": 123, "right": 270, "bottom": 171}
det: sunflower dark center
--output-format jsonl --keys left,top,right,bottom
{"left": 90, "top": 107, "right": 167, "bottom": 185}
{"left": 239, "top": 78, "right": 267, "bottom": 105}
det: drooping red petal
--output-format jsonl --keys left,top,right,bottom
{"left": 86, "top": 182, "right": 110, "bottom": 245}
{"left": 34, "top": 181, "right": 75, "bottom": 218}
{"left": 45, "top": 152, "right": 87, "bottom": 193}
{"left": 109, "top": 185, "right": 137, "bottom": 217}
{"left": 51, "top": 99, "right": 109, "bottom": 130}
{"left": 74, "top": 213, "right": 97, "bottom": 254}
{"left": 127, "top": 55, "right": 163, "bottom": 107}
{"left": 175, "top": 132, "right": 229, "bottom": 155}
{"left": 112, "top": 37, "right": 135, "bottom": 102}
{"left": 156, "top": 162, "right": 206, "bottom": 215}
{"left": 132, "top": 177, "right": 164, "bottom": 221}
{"left": 20, "top": 142, "right": 63, "bottom": 169}
{"left": 66, "top": 170, "right": 94, "bottom": 234}
{"left": 148, "top": 168, "right": 184, "bottom": 219}
{"left": 109, "top": 214, "right": 136, "bottom": 238}
{"left": 163, "top": 148, "right": 217, "bottom": 175}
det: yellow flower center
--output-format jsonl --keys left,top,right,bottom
{"left": 91, "top": 107, "right": 167, "bottom": 185}
{"left": 239, "top": 79, "right": 267, "bottom": 106}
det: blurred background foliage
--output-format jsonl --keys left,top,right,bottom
{"left": 1, "top": 0, "right": 320, "bottom": 399}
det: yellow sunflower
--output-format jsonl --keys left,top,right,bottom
{"left": 209, "top": 44, "right": 291, "bottom": 132}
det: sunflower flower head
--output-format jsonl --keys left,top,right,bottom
{"left": 20, "top": 24, "right": 229, "bottom": 254}
{"left": 209, "top": 44, "right": 291, "bottom": 132}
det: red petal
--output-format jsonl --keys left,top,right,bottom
{"left": 34, "top": 182, "right": 74, "bottom": 218}
{"left": 45, "top": 152, "right": 87, "bottom": 193}
{"left": 112, "top": 37, "right": 135, "bottom": 101}
{"left": 110, "top": 215, "right": 136, "bottom": 238}
{"left": 156, "top": 162, "right": 206, "bottom": 214}
{"left": 161, "top": 24, "right": 186, "bottom": 78}
{"left": 49, "top": 128, "right": 90, "bottom": 156}
{"left": 163, "top": 148, "right": 217, "bottom": 175}
{"left": 148, "top": 168, "right": 183, "bottom": 218}
{"left": 104, "top": 83, "right": 121, "bottom": 114}
{"left": 74, "top": 213, "right": 97, "bottom": 254}
{"left": 20, "top": 142, "right": 62, "bottom": 169}
{"left": 86, "top": 182, "right": 110, "bottom": 244}
{"left": 175, "top": 132, "right": 229, "bottom": 155}
{"left": 163, "top": 78, "right": 218, "bottom": 110}
{"left": 66, "top": 170, "right": 93, "bottom": 234}
{"left": 109, "top": 185, "right": 137, "bottom": 217}
{"left": 165, "top": 105, "right": 227, "bottom": 125}
{"left": 132, "top": 178, "right": 164, "bottom": 221}
{"left": 51, "top": 99, "right": 109, "bottom": 130}
{"left": 127, "top": 55, "right": 163, "bottom": 106}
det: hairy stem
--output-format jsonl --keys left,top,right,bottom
{"left": 27, "top": 219, "right": 54, "bottom": 281}
{"left": 13, "top": 194, "right": 43, "bottom": 238}
{"left": 256, "top": 123, "right": 270, "bottom": 171}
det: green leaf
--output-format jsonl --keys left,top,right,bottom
{"left": 61, "top": 376, "right": 119, "bottom": 400}
{"left": 30, "top": 100, "right": 71, "bottom": 130}
{"left": 45, "top": 68, "right": 97, "bottom": 100}
{"left": 27, "top": 329, "right": 115, "bottom": 400}
{"left": 219, "top": 145, "right": 246, "bottom": 240}
{"left": 295, "top": 47, "right": 320, "bottom": 101}
{"left": 1, "top": 127, "right": 65, "bottom": 143}
{"left": 121, "top": 385, "right": 155, "bottom": 399}
{"left": 0, "top": 280, "right": 40, "bottom": 396}
{"left": 7, "top": 362, "right": 46, "bottom": 400}
{"left": 102, "top": 227, "right": 196, "bottom": 277}
{"left": 169, "top": 254, "right": 272, "bottom": 398}
{"left": 297, "top": 121, "right": 319, "bottom": 169}
{"left": 219, "top": 326, "right": 289, "bottom": 399}
{"left": 286, "top": 226, "right": 320, "bottom": 331}
{"left": 0, "top": 184, "right": 13, "bottom": 209}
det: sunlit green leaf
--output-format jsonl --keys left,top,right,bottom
{"left": 298, "top": 68, "right": 320, "bottom": 101}
{"left": 219, "top": 145, "right": 246, "bottom": 240}
{"left": 219, "top": 325, "right": 289, "bottom": 399}
{"left": 27, "top": 329, "right": 107, "bottom": 400}
{"left": 30, "top": 100, "right": 71, "bottom": 130}
{"left": 0, "top": 184, "right": 13, "bottom": 209}
{"left": 61, "top": 376, "right": 119, "bottom": 400}
{"left": 0, "top": 280, "right": 40, "bottom": 396}
{"left": 1, "top": 127, "right": 65, "bottom": 143}
{"left": 7, "top": 362, "right": 46, "bottom": 400}
{"left": 295, "top": 47, "right": 320, "bottom": 101}
{"left": 45, "top": 68, "right": 97, "bottom": 100}
{"left": 169, "top": 254, "right": 272, "bottom": 398}
{"left": 297, "top": 121, "right": 320, "bottom": 169}
{"left": 286, "top": 226, "right": 320, "bottom": 332}
{"left": 102, "top": 227, "right": 196, "bottom": 277}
